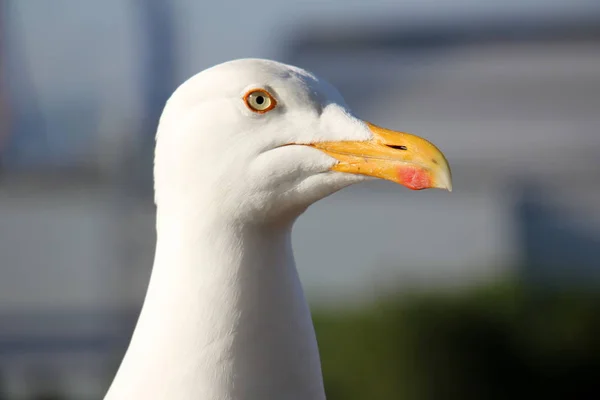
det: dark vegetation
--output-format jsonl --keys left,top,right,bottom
{"left": 314, "top": 281, "right": 600, "bottom": 400}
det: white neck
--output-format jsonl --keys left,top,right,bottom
{"left": 104, "top": 205, "right": 326, "bottom": 400}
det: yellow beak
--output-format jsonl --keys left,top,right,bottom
{"left": 309, "top": 122, "right": 452, "bottom": 191}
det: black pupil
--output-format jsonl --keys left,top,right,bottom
{"left": 255, "top": 96, "right": 265, "bottom": 105}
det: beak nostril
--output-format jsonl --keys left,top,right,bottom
{"left": 387, "top": 145, "right": 407, "bottom": 151}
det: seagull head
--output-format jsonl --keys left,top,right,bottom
{"left": 154, "top": 59, "right": 451, "bottom": 223}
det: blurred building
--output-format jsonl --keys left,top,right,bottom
{"left": 284, "top": 17, "right": 600, "bottom": 295}
{"left": 0, "top": 1, "right": 599, "bottom": 399}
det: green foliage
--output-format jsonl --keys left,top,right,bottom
{"left": 312, "top": 281, "right": 600, "bottom": 400}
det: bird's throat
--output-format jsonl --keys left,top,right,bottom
{"left": 105, "top": 211, "right": 326, "bottom": 400}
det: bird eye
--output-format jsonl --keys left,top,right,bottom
{"left": 244, "top": 89, "right": 277, "bottom": 113}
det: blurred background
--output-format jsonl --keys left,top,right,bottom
{"left": 1, "top": 0, "right": 600, "bottom": 399}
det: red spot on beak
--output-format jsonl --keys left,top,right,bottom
{"left": 397, "top": 166, "right": 432, "bottom": 190}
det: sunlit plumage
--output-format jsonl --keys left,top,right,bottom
{"left": 104, "top": 58, "right": 451, "bottom": 400}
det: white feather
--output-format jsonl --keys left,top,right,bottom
{"left": 104, "top": 59, "right": 373, "bottom": 400}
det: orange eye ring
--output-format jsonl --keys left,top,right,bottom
{"left": 243, "top": 89, "right": 277, "bottom": 113}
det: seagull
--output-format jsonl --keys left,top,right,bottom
{"left": 104, "top": 58, "right": 451, "bottom": 400}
